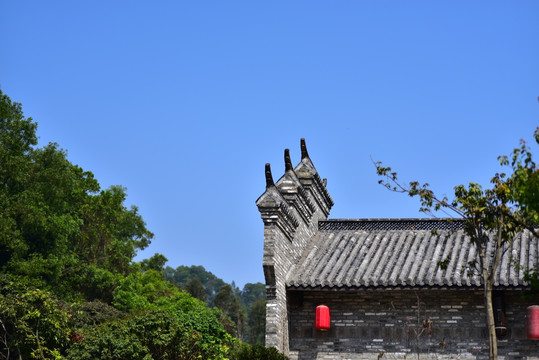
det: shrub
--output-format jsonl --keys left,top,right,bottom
{"left": 0, "top": 275, "right": 70, "bottom": 359}
{"left": 67, "top": 300, "right": 126, "bottom": 328}
{"left": 229, "top": 342, "right": 288, "bottom": 360}
{"left": 68, "top": 297, "right": 232, "bottom": 360}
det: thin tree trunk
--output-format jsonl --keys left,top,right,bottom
{"left": 484, "top": 284, "right": 497, "bottom": 360}
{"left": 480, "top": 234, "right": 497, "bottom": 360}
{"left": 484, "top": 220, "right": 505, "bottom": 360}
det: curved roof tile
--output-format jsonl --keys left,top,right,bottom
{"left": 286, "top": 219, "right": 539, "bottom": 289}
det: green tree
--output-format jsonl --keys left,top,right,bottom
{"left": 375, "top": 129, "right": 539, "bottom": 360}
{"left": 239, "top": 282, "right": 266, "bottom": 308}
{"left": 247, "top": 297, "right": 266, "bottom": 346}
{"left": 140, "top": 253, "right": 168, "bottom": 272}
{"left": 0, "top": 275, "right": 70, "bottom": 360}
{"left": 75, "top": 185, "right": 153, "bottom": 275}
{"left": 502, "top": 132, "right": 539, "bottom": 233}
{"left": 185, "top": 278, "right": 206, "bottom": 302}
{"left": 0, "top": 90, "right": 274, "bottom": 359}
{"left": 0, "top": 90, "right": 154, "bottom": 302}
{"left": 69, "top": 292, "right": 232, "bottom": 360}
{"left": 0, "top": 91, "right": 39, "bottom": 268}
{"left": 229, "top": 343, "right": 287, "bottom": 360}
{"left": 164, "top": 265, "right": 226, "bottom": 306}
{"left": 214, "top": 284, "right": 246, "bottom": 339}
{"left": 112, "top": 269, "right": 180, "bottom": 312}
{"left": 67, "top": 300, "right": 125, "bottom": 329}
{"left": 66, "top": 319, "right": 149, "bottom": 360}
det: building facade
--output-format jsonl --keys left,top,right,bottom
{"left": 256, "top": 139, "right": 539, "bottom": 359}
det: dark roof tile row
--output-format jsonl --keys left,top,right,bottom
{"left": 287, "top": 221, "right": 538, "bottom": 289}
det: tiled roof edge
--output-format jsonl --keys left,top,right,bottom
{"left": 319, "top": 218, "right": 465, "bottom": 231}
{"left": 286, "top": 284, "right": 529, "bottom": 291}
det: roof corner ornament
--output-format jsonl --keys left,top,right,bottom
{"left": 300, "top": 138, "right": 309, "bottom": 159}
{"left": 284, "top": 149, "right": 293, "bottom": 172}
{"left": 265, "top": 163, "right": 274, "bottom": 188}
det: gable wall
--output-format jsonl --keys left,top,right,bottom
{"left": 262, "top": 201, "right": 328, "bottom": 352}
{"left": 263, "top": 216, "right": 319, "bottom": 350}
{"left": 287, "top": 289, "right": 538, "bottom": 360}
{"left": 257, "top": 143, "right": 334, "bottom": 354}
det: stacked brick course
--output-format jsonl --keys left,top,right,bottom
{"left": 288, "top": 290, "right": 538, "bottom": 359}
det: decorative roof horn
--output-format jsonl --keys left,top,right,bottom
{"left": 265, "top": 163, "right": 274, "bottom": 188}
{"left": 301, "top": 138, "right": 309, "bottom": 159}
{"left": 284, "top": 149, "right": 293, "bottom": 172}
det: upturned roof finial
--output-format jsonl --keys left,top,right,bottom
{"left": 284, "top": 149, "right": 293, "bottom": 172}
{"left": 265, "top": 163, "right": 274, "bottom": 188}
{"left": 300, "top": 138, "right": 309, "bottom": 159}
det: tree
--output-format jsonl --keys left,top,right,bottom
{"left": 375, "top": 129, "right": 539, "bottom": 360}
{"left": 214, "top": 284, "right": 246, "bottom": 339}
{"left": 163, "top": 265, "right": 226, "bottom": 306}
{"left": 239, "top": 282, "right": 266, "bottom": 345}
{"left": 140, "top": 253, "right": 168, "bottom": 272}
{"left": 239, "top": 282, "right": 266, "bottom": 308}
{"left": 0, "top": 90, "right": 275, "bottom": 358}
{"left": 0, "top": 90, "right": 154, "bottom": 302}
{"left": 185, "top": 278, "right": 206, "bottom": 302}
{"left": 229, "top": 343, "right": 288, "bottom": 360}
{"left": 247, "top": 298, "right": 266, "bottom": 346}
{"left": 75, "top": 185, "right": 153, "bottom": 275}
{"left": 0, "top": 275, "right": 70, "bottom": 360}
{"left": 67, "top": 307, "right": 231, "bottom": 360}
{"left": 112, "top": 269, "right": 180, "bottom": 312}
{"left": 502, "top": 131, "right": 539, "bottom": 234}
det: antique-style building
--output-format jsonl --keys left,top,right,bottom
{"left": 256, "top": 139, "right": 539, "bottom": 360}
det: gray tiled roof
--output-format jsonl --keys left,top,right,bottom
{"left": 287, "top": 219, "right": 539, "bottom": 289}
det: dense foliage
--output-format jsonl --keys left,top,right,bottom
{"left": 165, "top": 265, "right": 267, "bottom": 345}
{"left": 164, "top": 265, "right": 227, "bottom": 306}
{"left": 0, "top": 91, "right": 283, "bottom": 359}
{"left": 229, "top": 343, "right": 288, "bottom": 360}
{"left": 67, "top": 294, "right": 231, "bottom": 360}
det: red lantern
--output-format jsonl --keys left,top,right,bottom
{"left": 527, "top": 305, "right": 539, "bottom": 340}
{"left": 315, "top": 305, "right": 330, "bottom": 330}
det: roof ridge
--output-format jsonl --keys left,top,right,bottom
{"left": 319, "top": 218, "right": 465, "bottom": 231}
{"left": 323, "top": 218, "right": 464, "bottom": 221}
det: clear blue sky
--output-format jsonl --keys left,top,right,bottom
{"left": 1, "top": 2, "right": 537, "bottom": 287}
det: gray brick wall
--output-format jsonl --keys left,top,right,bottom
{"left": 287, "top": 289, "right": 539, "bottom": 360}
{"left": 257, "top": 146, "right": 334, "bottom": 355}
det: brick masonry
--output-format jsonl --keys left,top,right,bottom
{"left": 287, "top": 289, "right": 539, "bottom": 360}
{"left": 256, "top": 141, "right": 334, "bottom": 354}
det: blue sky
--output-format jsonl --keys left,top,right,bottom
{"left": 1, "top": 2, "right": 537, "bottom": 287}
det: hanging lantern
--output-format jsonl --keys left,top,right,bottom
{"left": 315, "top": 305, "right": 330, "bottom": 331}
{"left": 527, "top": 305, "right": 539, "bottom": 340}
